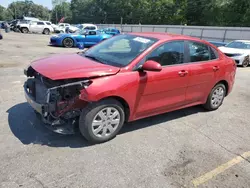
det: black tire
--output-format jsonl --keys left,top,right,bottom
{"left": 21, "top": 27, "right": 29, "bottom": 33}
{"left": 79, "top": 99, "right": 125, "bottom": 143}
{"left": 43, "top": 28, "right": 50, "bottom": 35}
{"left": 62, "top": 38, "right": 74, "bottom": 48}
{"left": 203, "top": 83, "right": 226, "bottom": 111}
{"left": 242, "top": 57, "right": 249, "bottom": 68}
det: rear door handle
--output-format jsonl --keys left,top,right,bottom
{"left": 178, "top": 70, "right": 188, "bottom": 77}
{"left": 213, "top": 66, "right": 220, "bottom": 71}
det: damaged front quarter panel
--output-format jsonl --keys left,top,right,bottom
{"left": 24, "top": 66, "right": 93, "bottom": 134}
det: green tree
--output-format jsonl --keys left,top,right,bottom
{"left": 7, "top": 1, "right": 50, "bottom": 20}
{"left": 51, "top": 2, "right": 72, "bottom": 23}
{"left": 0, "top": 5, "right": 12, "bottom": 21}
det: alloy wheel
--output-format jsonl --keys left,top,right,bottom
{"left": 242, "top": 58, "right": 249, "bottom": 68}
{"left": 63, "top": 38, "right": 73, "bottom": 48}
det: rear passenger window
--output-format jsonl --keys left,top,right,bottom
{"left": 146, "top": 41, "right": 184, "bottom": 66}
{"left": 85, "top": 26, "right": 96, "bottom": 30}
{"left": 188, "top": 42, "right": 210, "bottom": 62}
{"left": 37, "top": 22, "right": 45, "bottom": 25}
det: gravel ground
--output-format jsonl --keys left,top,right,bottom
{"left": 0, "top": 32, "right": 250, "bottom": 188}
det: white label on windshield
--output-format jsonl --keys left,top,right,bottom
{"left": 133, "top": 37, "right": 150, "bottom": 43}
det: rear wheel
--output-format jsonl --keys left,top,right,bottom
{"left": 79, "top": 99, "right": 125, "bottom": 143}
{"left": 203, "top": 83, "right": 226, "bottom": 111}
{"left": 21, "top": 27, "right": 29, "bottom": 33}
{"left": 62, "top": 38, "right": 74, "bottom": 48}
{"left": 43, "top": 28, "right": 50, "bottom": 35}
{"left": 242, "top": 56, "right": 249, "bottom": 68}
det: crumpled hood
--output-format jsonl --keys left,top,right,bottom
{"left": 31, "top": 54, "right": 120, "bottom": 80}
{"left": 218, "top": 46, "right": 250, "bottom": 55}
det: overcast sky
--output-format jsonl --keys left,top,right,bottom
{"left": 1, "top": 0, "right": 71, "bottom": 9}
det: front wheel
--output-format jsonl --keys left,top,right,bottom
{"left": 79, "top": 99, "right": 125, "bottom": 143}
{"left": 203, "top": 83, "right": 226, "bottom": 111}
{"left": 62, "top": 38, "right": 74, "bottom": 48}
{"left": 21, "top": 27, "right": 29, "bottom": 33}
{"left": 43, "top": 28, "right": 50, "bottom": 35}
{"left": 242, "top": 56, "right": 249, "bottom": 68}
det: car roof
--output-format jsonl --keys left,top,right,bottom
{"left": 82, "top": 24, "right": 97, "bottom": 26}
{"left": 129, "top": 32, "right": 204, "bottom": 42}
{"left": 234, "top": 40, "right": 250, "bottom": 43}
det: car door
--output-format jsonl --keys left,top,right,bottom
{"left": 134, "top": 40, "right": 190, "bottom": 118}
{"left": 35, "top": 21, "right": 45, "bottom": 33}
{"left": 29, "top": 21, "right": 38, "bottom": 32}
{"left": 85, "top": 31, "right": 99, "bottom": 45}
{"left": 185, "top": 40, "right": 222, "bottom": 104}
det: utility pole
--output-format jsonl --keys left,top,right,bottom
{"left": 56, "top": 10, "right": 58, "bottom": 24}
{"left": 120, "top": 17, "right": 123, "bottom": 32}
{"left": 13, "top": 0, "right": 17, "bottom": 19}
{"left": 104, "top": 12, "right": 107, "bottom": 24}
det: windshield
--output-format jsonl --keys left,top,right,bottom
{"left": 82, "top": 34, "right": 158, "bottom": 67}
{"left": 225, "top": 41, "right": 250, "bottom": 49}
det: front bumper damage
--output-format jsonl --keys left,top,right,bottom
{"left": 24, "top": 68, "right": 90, "bottom": 134}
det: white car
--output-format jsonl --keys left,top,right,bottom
{"left": 54, "top": 23, "right": 79, "bottom": 33}
{"left": 78, "top": 23, "right": 98, "bottom": 30}
{"left": 218, "top": 40, "right": 250, "bottom": 67}
{"left": 18, "top": 21, "right": 54, "bottom": 35}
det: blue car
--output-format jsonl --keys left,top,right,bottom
{"left": 50, "top": 30, "right": 112, "bottom": 48}
{"left": 100, "top": 28, "right": 120, "bottom": 36}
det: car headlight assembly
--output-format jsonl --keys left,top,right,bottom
{"left": 52, "top": 35, "right": 59, "bottom": 38}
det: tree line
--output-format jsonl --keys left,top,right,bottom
{"left": 0, "top": 0, "right": 250, "bottom": 27}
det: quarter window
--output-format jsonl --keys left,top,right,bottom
{"left": 210, "top": 47, "right": 218, "bottom": 60}
{"left": 188, "top": 42, "right": 210, "bottom": 62}
{"left": 146, "top": 41, "right": 184, "bottom": 66}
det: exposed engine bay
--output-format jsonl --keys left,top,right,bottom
{"left": 24, "top": 66, "right": 90, "bottom": 134}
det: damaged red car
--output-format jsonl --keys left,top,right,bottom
{"left": 24, "top": 33, "right": 236, "bottom": 143}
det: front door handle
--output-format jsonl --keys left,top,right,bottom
{"left": 213, "top": 66, "right": 220, "bottom": 72}
{"left": 178, "top": 70, "right": 188, "bottom": 77}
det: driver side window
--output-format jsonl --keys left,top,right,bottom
{"left": 88, "top": 31, "right": 96, "bottom": 35}
{"left": 146, "top": 41, "right": 184, "bottom": 66}
{"left": 30, "top": 21, "right": 37, "bottom": 25}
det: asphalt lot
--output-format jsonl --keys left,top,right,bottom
{"left": 0, "top": 32, "right": 250, "bottom": 188}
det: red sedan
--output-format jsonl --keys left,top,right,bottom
{"left": 24, "top": 32, "right": 236, "bottom": 143}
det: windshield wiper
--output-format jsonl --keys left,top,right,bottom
{"left": 84, "top": 54, "right": 107, "bottom": 64}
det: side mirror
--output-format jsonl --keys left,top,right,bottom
{"left": 140, "top": 60, "right": 162, "bottom": 72}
